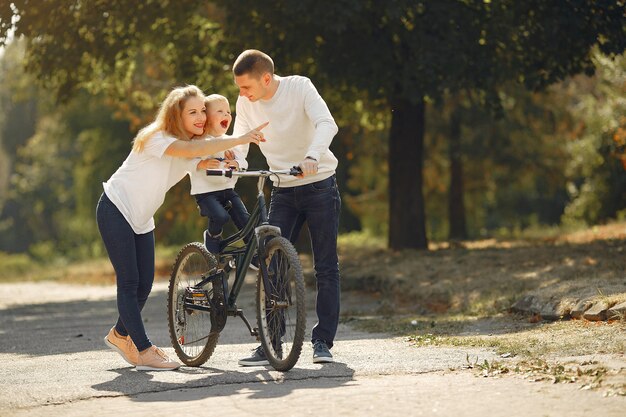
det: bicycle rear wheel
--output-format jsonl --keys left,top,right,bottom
{"left": 256, "top": 237, "right": 306, "bottom": 371}
{"left": 168, "top": 242, "right": 221, "bottom": 366}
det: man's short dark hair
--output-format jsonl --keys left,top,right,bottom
{"left": 233, "top": 49, "right": 274, "bottom": 78}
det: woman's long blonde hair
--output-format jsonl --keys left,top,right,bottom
{"left": 132, "top": 85, "right": 205, "bottom": 152}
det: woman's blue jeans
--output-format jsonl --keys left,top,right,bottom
{"left": 268, "top": 175, "right": 341, "bottom": 348}
{"left": 96, "top": 192, "right": 154, "bottom": 351}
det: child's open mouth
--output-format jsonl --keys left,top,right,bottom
{"left": 220, "top": 120, "right": 229, "bottom": 129}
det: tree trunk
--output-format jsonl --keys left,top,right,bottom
{"left": 448, "top": 109, "right": 468, "bottom": 240}
{"left": 388, "top": 96, "right": 428, "bottom": 250}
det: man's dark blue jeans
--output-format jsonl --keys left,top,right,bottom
{"left": 96, "top": 192, "right": 154, "bottom": 352}
{"left": 268, "top": 174, "right": 341, "bottom": 348}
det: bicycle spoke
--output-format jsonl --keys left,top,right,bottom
{"left": 257, "top": 237, "right": 306, "bottom": 371}
{"left": 167, "top": 243, "right": 220, "bottom": 367}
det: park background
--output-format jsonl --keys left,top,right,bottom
{"left": 0, "top": 1, "right": 624, "bottom": 281}
{"left": 1, "top": 2, "right": 625, "bottom": 401}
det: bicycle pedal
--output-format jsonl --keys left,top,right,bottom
{"left": 185, "top": 288, "right": 210, "bottom": 305}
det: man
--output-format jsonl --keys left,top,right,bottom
{"left": 232, "top": 49, "right": 341, "bottom": 364}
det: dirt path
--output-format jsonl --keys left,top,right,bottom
{"left": 0, "top": 278, "right": 624, "bottom": 416}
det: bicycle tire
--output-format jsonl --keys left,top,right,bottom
{"left": 167, "top": 242, "right": 221, "bottom": 367}
{"left": 256, "top": 237, "right": 306, "bottom": 371}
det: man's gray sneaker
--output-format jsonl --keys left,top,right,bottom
{"left": 238, "top": 345, "right": 269, "bottom": 366}
{"left": 313, "top": 340, "right": 334, "bottom": 363}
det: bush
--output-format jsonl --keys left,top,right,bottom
{"left": 0, "top": 251, "right": 36, "bottom": 281}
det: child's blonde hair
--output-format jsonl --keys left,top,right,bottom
{"left": 132, "top": 85, "right": 205, "bottom": 152}
{"left": 204, "top": 93, "right": 229, "bottom": 110}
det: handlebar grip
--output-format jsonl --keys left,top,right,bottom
{"left": 290, "top": 166, "right": 303, "bottom": 176}
{"left": 206, "top": 169, "right": 233, "bottom": 178}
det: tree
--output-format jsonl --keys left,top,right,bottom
{"left": 212, "top": 0, "right": 626, "bottom": 249}
{"left": 560, "top": 51, "right": 626, "bottom": 225}
{"left": 0, "top": 1, "right": 236, "bottom": 109}
{"left": 1, "top": 0, "right": 624, "bottom": 250}
{"left": 0, "top": 39, "right": 42, "bottom": 251}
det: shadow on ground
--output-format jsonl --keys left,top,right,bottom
{"left": 92, "top": 362, "right": 356, "bottom": 402}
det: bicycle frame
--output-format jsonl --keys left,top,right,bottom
{"left": 199, "top": 168, "right": 298, "bottom": 335}
{"left": 218, "top": 175, "right": 266, "bottom": 309}
{"left": 168, "top": 166, "right": 306, "bottom": 371}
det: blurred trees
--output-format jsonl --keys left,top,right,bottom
{"left": 560, "top": 52, "right": 626, "bottom": 225}
{"left": 213, "top": 0, "right": 625, "bottom": 248}
{"left": 0, "top": 40, "right": 132, "bottom": 256}
{"left": 0, "top": 39, "right": 207, "bottom": 257}
{"left": 0, "top": 1, "right": 624, "bottom": 258}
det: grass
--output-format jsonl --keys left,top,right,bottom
{"left": 346, "top": 312, "right": 626, "bottom": 396}
{"left": 349, "top": 314, "right": 625, "bottom": 357}
{"left": 335, "top": 222, "right": 626, "bottom": 397}
{"left": 468, "top": 356, "right": 623, "bottom": 396}
{"left": 0, "top": 245, "right": 181, "bottom": 284}
{"left": 338, "top": 222, "right": 626, "bottom": 317}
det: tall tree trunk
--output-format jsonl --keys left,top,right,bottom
{"left": 388, "top": 96, "right": 428, "bottom": 250}
{"left": 448, "top": 109, "right": 467, "bottom": 240}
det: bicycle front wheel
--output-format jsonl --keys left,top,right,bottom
{"left": 168, "top": 242, "right": 220, "bottom": 367}
{"left": 256, "top": 237, "right": 306, "bottom": 371}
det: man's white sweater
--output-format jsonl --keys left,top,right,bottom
{"left": 233, "top": 75, "right": 338, "bottom": 187}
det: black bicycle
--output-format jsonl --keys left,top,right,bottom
{"left": 167, "top": 167, "right": 306, "bottom": 372}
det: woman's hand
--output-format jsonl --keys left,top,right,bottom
{"left": 236, "top": 122, "right": 269, "bottom": 145}
{"left": 197, "top": 158, "right": 222, "bottom": 170}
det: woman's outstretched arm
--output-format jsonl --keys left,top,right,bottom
{"left": 165, "top": 122, "right": 268, "bottom": 158}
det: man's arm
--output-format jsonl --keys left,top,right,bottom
{"left": 302, "top": 78, "right": 338, "bottom": 162}
{"left": 231, "top": 96, "right": 252, "bottom": 166}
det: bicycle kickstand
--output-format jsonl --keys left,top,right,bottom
{"left": 235, "top": 309, "right": 259, "bottom": 338}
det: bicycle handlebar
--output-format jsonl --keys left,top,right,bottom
{"left": 206, "top": 166, "right": 303, "bottom": 178}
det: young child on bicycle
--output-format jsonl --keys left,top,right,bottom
{"left": 189, "top": 94, "right": 251, "bottom": 255}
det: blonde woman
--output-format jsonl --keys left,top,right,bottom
{"left": 97, "top": 85, "right": 266, "bottom": 371}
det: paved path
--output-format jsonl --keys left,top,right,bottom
{"left": 0, "top": 276, "right": 624, "bottom": 416}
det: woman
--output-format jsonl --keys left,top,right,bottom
{"left": 97, "top": 85, "right": 266, "bottom": 371}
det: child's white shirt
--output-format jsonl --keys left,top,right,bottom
{"left": 187, "top": 134, "right": 248, "bottom": 195}
{"left": 233, "top": 75, "right": 338, "bottom": 187}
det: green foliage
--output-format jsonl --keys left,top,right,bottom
{"left": 0, "top": 1, "right": 238, "bottom": 118}
{"left": 561, "top": 52, "right": 626, "bottom": 225}
{"left": 0, "top": 1, "right": 624, "bottom": 256}
{"left": 332, "top": 98, "right": 390, "bottom": 237}
{"left": 337, "top": 230, "right": 386, "bottom": 250}
{"left": 0, "top": 40, "right": 134, "bottom": 256}
{"left": 216, "top": 0, "right": 625, "bottom": 103}
{"left": 0, "top": 251, "right": 34, "bottom": 280}
{"left": 213, "top": 0, "right": 625, "bottom": 248}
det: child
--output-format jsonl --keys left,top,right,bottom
{"left": 98, "top": 86, "right": 266, "bottom": 371}
{"left": 189, "top": 94, "right": 251, "bottom": 255}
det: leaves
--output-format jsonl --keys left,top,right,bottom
{"left": 0, "top": 0, "right": 624, "bottom": 252}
